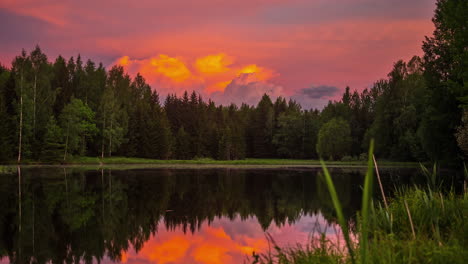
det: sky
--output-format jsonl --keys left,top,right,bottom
{"left": 0, "top": 0, "right": 436, "bottom": 109}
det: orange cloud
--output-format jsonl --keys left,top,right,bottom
{"left": 239, "top": 64, "right": 274, "bottom": 81}
{"left": 207, "top": 80, "right": 232, "bottom": 93}
{"left": 120, "top": 225, "right": 268, "bottom": 264}
{"left": 117, "top": 55, "right": 131, "bottom": 66}
{"left": 137, "top": 235, "right": 191, "bottom": 263}
{"left": 111, "top": 53, "right": 277, "bottom": 97}
{"left": 195, "top": 53, "right": 234, "bottom": 74}
{"left": 150, "top": 54, "right": 192, "bottom": 82}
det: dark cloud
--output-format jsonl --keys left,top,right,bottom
{"left": 300, "top": 85, "right": 340, "bottom": 99}
{"left": 0, "top": 9, "right": 51, "bottom": 63}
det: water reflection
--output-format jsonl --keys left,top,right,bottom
{"left": 115, "top": 214, "right": 338, "bottom": 264}
{"left": 0, "top": 167, "right": 422, "bottom": 264}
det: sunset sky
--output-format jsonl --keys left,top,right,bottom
{"left": 0, "top": 0, "right": 436, "bottom": 108}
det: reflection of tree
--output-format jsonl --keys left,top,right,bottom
{"left": 0, "top": 167, "right": 420, "bottom": 263}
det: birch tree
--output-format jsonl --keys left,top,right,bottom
{"left": 12, "top": 50, "right": 33, "bottom": 162}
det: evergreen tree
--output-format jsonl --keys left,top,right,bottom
{"left": 218, "top": 126, "right": 232, "bottom": 160}
{"left": 175, "top": 127, "right": 190, "bottom": 159}
{"left": 0, "top": 65, "right": 15, "bottom": 161}
{"left": 41, "top": 116, "right": 64, "bottom": 162}
{"left": 251, "top": 94, "right": 274, "bottom": 157}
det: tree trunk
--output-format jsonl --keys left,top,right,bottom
{"left": 17, "top": 70, "right": 23, "bottom": 163}
{"left": 17, "top": 166, "right": 22, "bottom": 262}
{"left": 101, "top": 116, "right": 106, "bottom": 159}
{"left": 33, "top": 74, "right": 36, "bottom": 137}
{"left": 101, "top": 168, "right": 104, "bottom": 220}
{"left": 63, "top": 120, "right": 70, "bottom": 161}
{"left": 109, "top": 118, "right": 113, "bottom": 157}
{"left": 64, "top": 168, "right": 69, "bottom": 207}
{"left": 18, "top": 166, "right": 21, "bottom": 232}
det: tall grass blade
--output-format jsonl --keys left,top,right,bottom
{"left": 360, "top": 139, "right": 375, "bottom": 264}
{"left": 320, "top": 160, "right": 355, "bottom": 264}
{"left": 373, "top": 154, "right": 388, "bottom": 210}
{"left": 404, "top": 199, "right": 416, "bottom": 240}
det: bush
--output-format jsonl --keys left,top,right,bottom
{"left": 316, "top": 118, "right": 352, "bottom": 160}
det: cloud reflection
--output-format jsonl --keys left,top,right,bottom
{"left": 118, "top": 214, "right": 340, "bottom": 264}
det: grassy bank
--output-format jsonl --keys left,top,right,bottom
{"left": 254, "top": 188, "right": 468, "bottom": 264}
{"left": 253, "top": 143, "right": 468, "bottom": 264}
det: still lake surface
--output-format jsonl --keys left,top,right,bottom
{"left": 0, "top": 166, "right": 452, "bottom": 264}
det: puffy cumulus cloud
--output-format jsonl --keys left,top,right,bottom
{"left": 150, "top": 54, "right": 192, "bottom": 82}
{"left": 211, "top": 73, "right": 284, "bottom": 106}
{"left": 195, "top": 53, "right": 233, "bottom": 74}
{"left": 117, "top": 55, "right": 131, "bottom": 66}
{"left": 112, "top": 53, "right": 278, "bottom": 100}
{"left": 238, "top": 64, "right": 275, "bottom": 81}
{"left": 113, "top": 54, "right": 203, "bottom": 95}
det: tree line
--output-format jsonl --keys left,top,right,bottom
{"left": 0, "top": 0, "right": 466, "bottom": 162}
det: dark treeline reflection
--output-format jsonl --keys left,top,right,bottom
{"left": 0, "top": 168, "right": 423, "bottom": 263}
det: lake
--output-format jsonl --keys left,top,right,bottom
{"left": 0, "top": 166, "right": 447, "bottom": 264}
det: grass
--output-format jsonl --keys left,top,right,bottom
{"left": 253, "top": 141, "right": 468, "bottom": 264}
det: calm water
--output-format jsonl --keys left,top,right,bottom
{"left": 0, "top": 167, "right": 446, "bottom": 263}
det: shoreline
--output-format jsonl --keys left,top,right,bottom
{"left": 0, "top": 157, "right": 420, "bottom": 170}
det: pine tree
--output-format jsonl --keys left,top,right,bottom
{"left": 175, "top": 127, "right": 190, "bottom": 159}
{"left": 0, "top": 65, "right": 15, "bottom": 161}
{"left": 41, "top": 116, "right": 64, "bottom": 162}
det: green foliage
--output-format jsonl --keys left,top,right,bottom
{"left": 419, "top": 0, "right": 468, "bottom": 161}
{"left": 273, "top": 108, "right": 312, "bottom": 159}
{"left": 367, "top": 57, "right": 427, "bottom": 161}
{"left": 41, "top": 116, "right": 64, "bottom": 162}
{"left": 455, "top": 110, "right": 468, "bottom": 157}
{"left": 251, "top": 94, "right": 274, "bottom": 158}
{"left": 99, "top": 66, "right": 130, "bottom": 157}
{"left": 0, "top": 65, "right": 15, "bottom": 161}
{"left": 175, "top": 126, "right": 190, "bottom": 159}
{"left": 60, "top": 98, "right": 97, "bottom": 160}
{"left": 317, "top": 118, "right": 352, "bottom": 160}
{"left": 218, "top": 126, "right": 232, "bottom": 160}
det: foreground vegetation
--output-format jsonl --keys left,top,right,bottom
{"left": 253, "top": 142, "right": 468, "bottom": 264}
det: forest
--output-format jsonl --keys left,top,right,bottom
{"left": 0, "top": 0, "right": 466, "bottom": 163}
